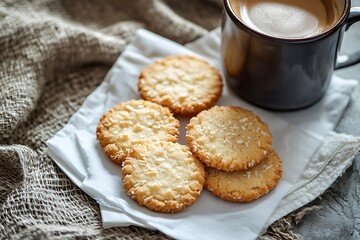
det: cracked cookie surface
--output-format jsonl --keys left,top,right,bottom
{"left": 96, "top": 100, "right": 179, "bottom": 165}
{"left": 138, "top": 55, "right": 223, "bottom": 115}
{"left": 122, "top": 141, "right": 205, "bottom": 213}
{"left": 205, "top": 151, "right": 282, "bottom": 202}
{"left": 186, "top": 106, "right": 272, "bottom": 172}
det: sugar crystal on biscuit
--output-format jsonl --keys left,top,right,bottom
{"left": 265, "top": 165, "right": 273, "bottom": 170}
{"left": 239, "top": 117, "right": 248, "bottom": 123}
{"left": 224, "top": 138, "right": 232, "bottom": 145}
{"left": 249, "top": 159, "right": 255, "bottom": 167}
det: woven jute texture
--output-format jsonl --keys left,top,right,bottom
{"left": 0, "top": 0, "right": 301, "bottom": 239}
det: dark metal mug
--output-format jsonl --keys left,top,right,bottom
{"left": 222, "top": 0, "right": 360, "bottom": 110}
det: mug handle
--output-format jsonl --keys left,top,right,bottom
{"left": 335, "top": 7, "right": 360, "bottom": 69}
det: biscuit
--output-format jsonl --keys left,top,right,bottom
{"left": 138, "top": 55, "right": 223, "bottom": 115}
{"left": 204, "top": 151, "right": 282, "bottom": 203}
{"left": 122, "top": 141, "right": 205, "bottom": 213}
{"left": 186, "top": 106, "right": 272, "bottom": 172}
{"left": 96, "top": 100, "right": 179, "bottom": 165}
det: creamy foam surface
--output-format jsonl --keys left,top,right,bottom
{"left": 231, "top": 0, "right": 340, "bottom": 38}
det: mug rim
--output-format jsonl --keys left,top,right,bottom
{"left": 224, "top": 0, "right": 351, "bottom": 43}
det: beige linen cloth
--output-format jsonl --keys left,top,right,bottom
{"left": 1, "top": 1, "right": 359, "bottom": 239}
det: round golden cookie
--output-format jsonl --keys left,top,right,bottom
{"left": 138, "top": 55, "right": 223, "bottom": 115}
{"left": 96, "top": 100, "right": 179, "bottom": 165}
{"left": 204, "top": 151, "right": 282, "bottom": 203}
{"left": 122, "top": 141, "right": 205, "bottom": 213}
{"left": 186, "top": 106, "right": 272, "bottom": 172}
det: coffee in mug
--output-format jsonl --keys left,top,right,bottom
{"left": 222, "top": 0, "right": 360, "bottom": 110}
{"left": 230, "top": 0, "right": 341, "bottom": 38}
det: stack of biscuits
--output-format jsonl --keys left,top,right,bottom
{"left": 96, "top": 55, "right": 282, "bottom": 213}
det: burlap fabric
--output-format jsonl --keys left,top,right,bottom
{"left": 0, "top": 0, "right": 302, "bottom": 239}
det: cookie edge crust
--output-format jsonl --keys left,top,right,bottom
{"left": 121, "top": 141, "right": 205, "bottom": 213}
{"left": 204, "top": 151, "right": 282, "bottom": 203}
{"left": 186, "top": 106, "right": 273, "bottom": 172}
{"left": 138, "top": 55, "right": 223, "bottom": 116}
{"left": 96, "top": 100, "right": 180, "bottom": 165}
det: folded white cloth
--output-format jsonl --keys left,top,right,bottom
{"left": 46, "top": 29, "right": 360, "bottom": 240}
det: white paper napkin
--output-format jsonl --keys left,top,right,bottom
{"left": 47, "top": 29, "right": 359, "bottom": 240}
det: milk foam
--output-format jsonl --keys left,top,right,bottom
{"left": 237, "top": 0, "right": 334, "bottom": 38}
